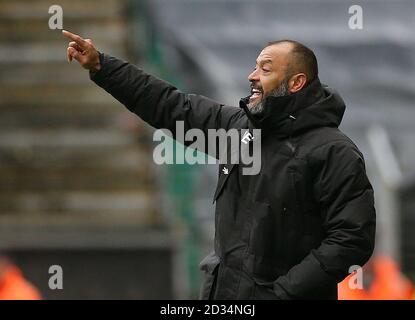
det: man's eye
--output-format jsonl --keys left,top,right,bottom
{"left": 262, "top": 68, "right": 271, "bottom": 72}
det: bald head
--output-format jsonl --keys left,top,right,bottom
{"left": 247, "top": 40, "right": 319, "bottom": 111}
{"left": 266, "top": 40, "right": 318, "bottom": 85}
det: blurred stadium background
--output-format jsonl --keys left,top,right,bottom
{"left": 0, "top": 0, "right": 414, "bottom": 299}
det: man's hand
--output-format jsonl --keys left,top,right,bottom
{"left": 62, "top": 30, "right": 101, "bottom": 72}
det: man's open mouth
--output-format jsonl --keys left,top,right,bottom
{"left": 250, "top": 88, "right": 263, "bottom": 100}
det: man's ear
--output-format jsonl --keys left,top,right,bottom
{"left": 288, "top": 73, "right": 307, "bottom": 94}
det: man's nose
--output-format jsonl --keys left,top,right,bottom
{"left": 248, "top": 68, "right": 259, "bottom": 82}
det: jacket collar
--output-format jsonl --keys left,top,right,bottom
{"left": 239, "top": 78, "right": 346, "bottom": 138}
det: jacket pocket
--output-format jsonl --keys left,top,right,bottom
{"left": 247, "top": 201, "right": 282, "bottom": 258}
{"left": 252, "top": 281, "right": 279, "bottom": 300}
{"left": 288, "top": 170, "right": 306, "bottom": 235}
{"left": 241, "top": 264, "right": 279, "bottom": 300}
{"left": 241, "top": 255, "right": 286, "bottom": 300}
{"left": 199, "top": 252, "right": 220, "bottom": 300}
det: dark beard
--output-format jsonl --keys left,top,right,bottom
{"left": 248, "top": 79, "right": 289, "bottom": 117}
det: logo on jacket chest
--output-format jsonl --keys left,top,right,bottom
{"left": 241, "top": 131, "right": 254, "bottom": 144}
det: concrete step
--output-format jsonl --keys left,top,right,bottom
{"left": 0, "top": 107, "right": 139, "bottom": 130}
{"left": 0, "top": 0, "right": 162, "bottom": 229}
{"left": 0, "top": 227, "right": 172, "bottom": 250}
{"left": 0, "top": 99, "right": 146, "bottom": 130}
{"left": 0, "top": 209, "right": 161, "bottom": 227}
{"left": 0, "top": 128, "right": 149, "bottom": 153}
{"left": 0, "top": 144, "right": 152, "bottom": 170}
{"left": 0, "top": 190, "right": 157, "bottom": 214}
{"left": 0, "top": 101, "right": 123, "bottom": 118}
{"left": 0, "top": 17, "right": 127, "bottom": 43}
{"left": 0, "top": 61, "right": 92, "bottom": 85}
{"left": 0, "top": 83, "right": 119, "bottom": 105}
{"left": 0, "top": 41, "right": 126, "bottom": 63}
{"left": 0, "top": 226, "right": 173, "bottom": 252}
{"left": 0, "top": 0, "right": 126, "bottom": 20}
{"left": 0, "top": 165, "right": 154, "bottom": 192}
{"left": 0, "top": 110, "right": 124, "bottom": 130}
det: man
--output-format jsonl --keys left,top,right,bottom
{"left": 63, "top": 30, "right": 376, "bottom": 300}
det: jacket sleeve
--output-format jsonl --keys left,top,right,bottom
{"left": 89, "top": 53, "right": 242, "bottom": 153}
{"left": 272, "top": 140, "right": 376, "bottom": 299}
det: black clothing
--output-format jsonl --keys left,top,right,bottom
{"left": 90, "top": 53, "right": 376, "bottom": 300}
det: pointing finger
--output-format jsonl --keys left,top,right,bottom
{"left": 62, "top": 30, "right": 88, "bottom": 50}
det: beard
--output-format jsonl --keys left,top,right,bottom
{"left": 248, "top": 79, "right": 289, "bottom": 117}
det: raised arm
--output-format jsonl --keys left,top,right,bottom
{"left": 63, "top": 30, "right": 243, "bottom": 145}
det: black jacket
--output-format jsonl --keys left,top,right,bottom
{"left": 90, "top": 53, "right": 376, "bottom": 300}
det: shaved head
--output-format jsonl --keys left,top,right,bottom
{"left": 266, "top": 40, "right": 318, "bottom": 85}
{"left": 247, "top": 39, "right": 319, "bottom": 114}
